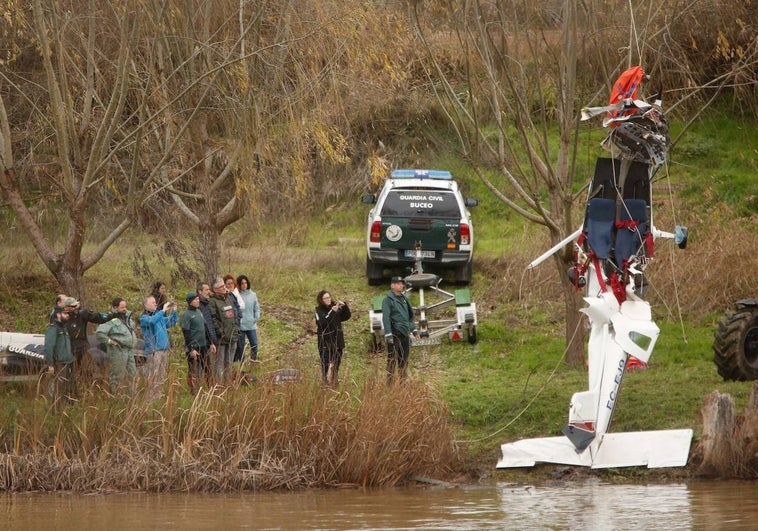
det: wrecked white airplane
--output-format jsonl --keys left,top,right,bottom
{"left": 498, "top": 66, "right": 692, "bottom": 470}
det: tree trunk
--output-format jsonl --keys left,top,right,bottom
{"left": 699, "top": 391, "right": 737, "bottom": 477}
{"left": 563, "top": 287, "right": 586, "bottom": 366}
{"left": 199, "top": 222, "right": 221, "bottom": 283}
{"left": 56, "top": 266, "right": 85, "bottom": 304}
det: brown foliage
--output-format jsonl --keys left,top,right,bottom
{"left": 0, "top": 376, "right": 458, "bottom": 492}
{"left": 643, "top": 216, "right": 758, "bottom": 320}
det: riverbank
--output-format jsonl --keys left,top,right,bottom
{"left": 2, "top": 196, "right": 758, "bottom": 490}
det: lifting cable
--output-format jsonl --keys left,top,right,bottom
{"left": 661, "top": 159, "right": 688, "bottom": 343}
{"left": 454, "top": 317, "right": 582, "bottom": 445}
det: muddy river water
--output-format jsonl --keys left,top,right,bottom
{"left": 4, "top": 478, "right": 758, "bottom": 529}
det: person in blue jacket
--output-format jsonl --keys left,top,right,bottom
{"left": 139, "top": 294, "right": 178, "bottom": 399}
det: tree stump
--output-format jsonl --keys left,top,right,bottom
{"left": 699, "top": 391, "right": 737, "bottom": 476}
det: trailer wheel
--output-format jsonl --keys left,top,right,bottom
{"left": 713, "top": 302, "right": 758, "bottom": 381}
{"left": 467, "top": 326, "right": 477, "bottom": 344}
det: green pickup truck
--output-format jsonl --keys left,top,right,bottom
{"left": 362, "top": 169, "right": 478, "bottom": 285}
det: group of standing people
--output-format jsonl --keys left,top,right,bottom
{"left": 43, "top": 275, "right": 261, "bottom": 402}
{"left": 174, "top": 276, "right": 260, "bottom": 395}
{"left": 43, "top": 272, "right": 418, "bottom": 404}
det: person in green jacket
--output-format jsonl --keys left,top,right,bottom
{"left": 96, "top": 297, "right": 138, "bottom": 396}
{"left": 181, "top": 291, "right": 210, "bottom": 394}
{"left": 44, "top": 306, "right": 74, "bottom": 404}
{"left": 381, "top": 276, "right": 419, "bottom": 384}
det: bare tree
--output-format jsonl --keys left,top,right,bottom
{"left": 133, "top": 1, "right": 262, "bottom": 281}
{"left": 0, "top": 0, "right": 137, "bottom": 300}
{"left": 410, "top": 0, "right": 758, "bottom": 365}
{"left": 412, "top": 0, "right": 591, "bottom": 364}
{"left": 0, "top": 1, "right": 263, "bottom": 293}
{"left": 130, "top": 0, "right": 383, "bottom": 280}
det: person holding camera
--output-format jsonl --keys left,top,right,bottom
{"left": 381, "top": 276, "right": 419, "bottom": 385}
{"left": 96, "top": 298, "right": 138, "bottom": 397}
{"left": 139, "top": 294, "right": 178, "bottom": 400}
{"left": 315, "top": 290, "right": 351, "bottom": 386}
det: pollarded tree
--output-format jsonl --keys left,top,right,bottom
{"left": 0, "top": 0, "right": 255, "bottom": 298}
{"left": 130, "top": 0, "right": 262, "bottom": 282}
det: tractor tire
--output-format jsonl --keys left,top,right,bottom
{"left": 713, "top": 301, "right": 758, "bottom": 381}
{"left": 366, "top": 257, "right": 384, "bottom": 286}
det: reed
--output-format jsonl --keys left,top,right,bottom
{"left": 0, "top": 369, "right": 457, "bottom": 492}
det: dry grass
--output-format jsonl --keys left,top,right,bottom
{"left": 694, "top": 385, "right": 758, "bottom": 479}
{"left": 0, "top": 373, "right": 458, "bottom": 492}
{"left": 643, "top": 216, "right": 758, "bottom": 321}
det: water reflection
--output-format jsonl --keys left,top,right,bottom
{"left": 4, "top": 479, "right": 758, "bottom": 529}
{"left": 497, "top": 480, "right": 693, "bottom": 529}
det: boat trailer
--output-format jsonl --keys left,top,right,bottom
{"left": 368, "top": 245, "right": 478, "bottom": 350}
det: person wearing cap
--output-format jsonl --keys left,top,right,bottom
{"left": 381, "top": 276, "right": 419, "bottom": 384}
{"left": 95, "top": 297, "right": 138, "bottom": 396}
{"left": 64, "top": 297, "right": 114, "bottom": 386}
{"left": 44, "top": 305, "right": 74, "bottom": 404}
{"left": 139, "top": 294, "right": 179, "bottom": 400}
{"left": 180, "top": 291, "right": 211, "bottom": 394}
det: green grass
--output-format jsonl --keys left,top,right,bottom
{"left": 671, "top": 112, "right": 758, "bottom": 217}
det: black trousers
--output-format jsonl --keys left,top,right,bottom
{"left": 386, "top": 332, "right": 410, "bottom": 384}
{"left": 319, "top": 345, "right": 343, "bottom": 385}
{"left": 186, "top": 346, "right": 211, "bottom": 393}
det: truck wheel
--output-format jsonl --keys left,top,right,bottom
{"left": 713, "top": 302, "right": 758, "bottom": 381}
{"left": 366, "top": 257, "right": 384, "bottom": 286}
{"left": 455, "top": 261, "right": 472, "bottom": 285}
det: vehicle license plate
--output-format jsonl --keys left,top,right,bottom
{"left": 404, "top": 250, "right": 435, "bottom": 258}
{"left": 412, "top": 336, "right": 441, "bottom": 347}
